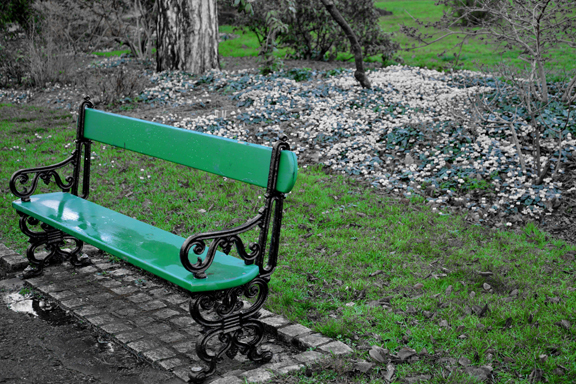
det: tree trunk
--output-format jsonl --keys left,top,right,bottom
{"left": 319, "top": 0, "right": 371, "bottom": 89}
{"left": 156, "top": 0, "right": 219, "bottom": 75}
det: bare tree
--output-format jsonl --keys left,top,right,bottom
{"left": 156, "top": 0, "right": 219, "bottom": 74}
{"left": 87, "top": 0, "right": 157, "bottom": 60}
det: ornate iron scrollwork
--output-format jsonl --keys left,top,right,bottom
{"left": 10, "top": 155, "right": 78, "bottom": 202}
{"left": 9, "top": 97, "right": 94, "bottom": 202}
{"left": 180, "top": 213, "right": 264, "bottom": 279}
{"left": 180, "top": 137, "right": 290, "bottom": 279}
{"left": 18, "top": 212, "right": 90, "bottom": 278}
{"left": 188, "top": 277, "right": 272, "bottom": 383}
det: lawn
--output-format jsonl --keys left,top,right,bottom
{"left": 216, "top": 1, "right": 576, "bottom": 73}
{"left": 374, "top": 0, "right": 576, "bottom": 72}
{"left": 2, "top": 103, "right": 576, "bottom": 383}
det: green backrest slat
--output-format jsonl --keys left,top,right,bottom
{"left": 83, "top": 109, "right": 298, "bottom": 193}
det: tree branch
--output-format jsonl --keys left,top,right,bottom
{"left": 319, "top": 0, "right": 371, "bottom": 89}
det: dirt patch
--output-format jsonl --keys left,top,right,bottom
{"left": 0, "top": 279, "right": 182, "bottom": 384}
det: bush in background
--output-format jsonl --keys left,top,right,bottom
{"left": 0, "top": 0, "right": 35, "bottom": 33}
{"left": 239, "top": 0, "right": 397, "bottom": 62}
{"left": 448, "top": 0, "right": 497, "bottom": 26}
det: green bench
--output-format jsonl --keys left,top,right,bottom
{"left": 9, "top": 98, "right": 298, "bottom": 382}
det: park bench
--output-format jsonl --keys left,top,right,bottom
{"left": 9, "top": 97, "right": 298, "bottom": 382}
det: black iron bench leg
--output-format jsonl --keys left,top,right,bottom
{"left": 18, "top": 212, "right": 90, "bottom": 278}
{"left": 188, "top": 277, "right": 273, "bottom": 383}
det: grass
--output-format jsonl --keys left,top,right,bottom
{"left": 220, "top": 1, "right": 576, "bottom": 73}
{"left": 2, "top": 103, "right": 576, "bottom": 382}
{"left": 90, "top": 4, "right": 576, "bottom": 74}
{"left": 92, "top": 49, "right": 132, "bottom": 57}
{"left": 374, "top": 0, "right": 576, "bottom": 72}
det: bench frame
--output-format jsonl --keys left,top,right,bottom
{"left": 9, "top": 97, "right": 294, "bottom": 382}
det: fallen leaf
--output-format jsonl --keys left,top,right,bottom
{"left": 477, "top": 270, "right": 493, "bottom": 277}
{"left": 560, "top": 251, "right": 576, "bottom": 261}
{"left": 405, "top": 305, "right": 417, "bottom": 315}
{"left": 405, "top": 375, "right": 432, "bottom": 383}
{"left": 384, "top": 363, "right": 395, "bottom": 382}
{"left": 465, "top": 366, "right": 491, "bottom": 382}
{"left": 483, "top": 283, "right": 492, "bottom": 291}
{"left": 198, "top": 209, "right": 207, "bottom": 213}
{"left": 510, "top": 289, "right": 519, "bottom": 297}
{"left": 369, "top": 270, "right": 383, "bottom": 277}
{"left": 369, "top": 346, "right": 389, "bottom": 363}
{"left": 528, "top": 368, "right": 543, "bottom": 383}
{"left": 539, "top": 354, "right": 548, "bottom": 363}
{"left": 439, "top": 319, "right": 449, "bottom": 327}
{"left": 396, "top": 347, "right": 417, "bottom": 362}
{"left": 503, "top": 356, "right": 515, "bottom": 363}
{"left": 503, "top": 296, "right": 515, "bottom": 302}
{"left": 446, "top": 285, "right": 453, "bottom": 295}
{"left": 556, "top": 319, "right": 571, "bottom": 330}
{"left": 553, "top": 365, "right": 567, "bottom": 375}
{"left": 413, "top": 283, "right": 424, "bottom": 289}
{"left": 469, "top": 291, "right": 476, "bottom": 299}
{"left": 478, "top": 303, "right": 490, "bottom": 317}
{"left": 458, "top": 357, "right": 471, "bottom": 366}
{"left": 353, "top": 361, "right": 374, "bottom": 373}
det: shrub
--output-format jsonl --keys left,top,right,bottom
{"left": 0, "top": 0, "right": 35, "bottom": 32}
{"left": 239, "top": 0, "right": 397, "bottom": 62}
{"left": 85, "top": 0, "right": 156, "bottom": 61}
{"left": 448, "top": 0, "right": 498, "bottom": 26}
{"left": 0, "top": 39, "right": 28, "bottom": 86}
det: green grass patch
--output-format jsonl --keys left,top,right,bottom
{"left": 2, "top": 104, "right": 575, "bottom": 382}
{"left": 219, "top": 25, "right": 290, "bottom": 58}
{"left": 91, "top": 49, "right": 132, "bottom": 57}
{"left": 217, "top": 2, "right": 576, "bottom": 73}
{"left": 375, "top": 0, "right": 576, "bottom": 72}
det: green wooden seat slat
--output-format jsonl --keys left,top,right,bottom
{"left": 83, "top": 109, "right": 298, "bottom": 193}
{"left": 12, "top": 192, "right": 259, "bottom": 292}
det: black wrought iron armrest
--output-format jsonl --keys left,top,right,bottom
{"left": 10, "top": 154, "right": 78, "bottom": 202}
{"left": 180, "top": 209, "right": 265, "bottom": 279}
{"left": 10, "top": 99, "right": 95, "bottom": 202}
{"left": 181, "top": 137, "right": 290, "bottom": 281}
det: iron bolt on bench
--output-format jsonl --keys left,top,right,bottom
{"left": 9, "top": 97, "right": 298, "bottom": 382}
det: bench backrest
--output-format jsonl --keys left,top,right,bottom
{"left": 83, "top": 109, "right": 298, "bottom": 193}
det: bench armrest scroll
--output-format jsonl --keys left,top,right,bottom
{"left": 10, "top": 154, "right": 78, "bottom": 202}
{"left": 180, "top": 211, "right": 264, "bottom": 279}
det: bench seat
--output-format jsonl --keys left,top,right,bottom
{"left": 13, "top": 192, "right": 259, "bottom": 293}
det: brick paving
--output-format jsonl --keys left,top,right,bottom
{"left": 0, "top": 244, "right": 353, "bottom": 383}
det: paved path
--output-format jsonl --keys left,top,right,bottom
{"left": 0, "top": 243, "right": 352, "bottom": 383}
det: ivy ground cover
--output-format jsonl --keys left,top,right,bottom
{"left": 141, "top": 64, "right": 576, "bottom": 225}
